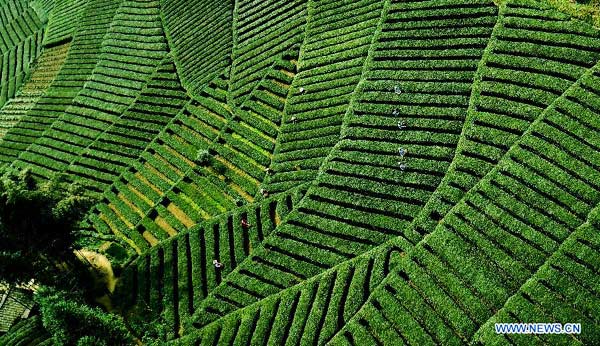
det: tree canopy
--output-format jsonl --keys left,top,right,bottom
{"left": 0, "top": 168, "right": 95, "bottom": 288}
{"left": 35, "top": 286, "right": 133, "bottom": 346}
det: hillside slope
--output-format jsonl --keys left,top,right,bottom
{"left": 0, "top": 0, "right": 599, "bottom": 345}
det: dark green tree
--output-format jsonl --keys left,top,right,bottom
{"left": 0, "top": 168, "right": 95, "bottom": 289}
{"left": 35, "top": 286, "right": 134, "bottom": 346}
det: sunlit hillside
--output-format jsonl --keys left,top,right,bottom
{"left": 0, "top": 0, "right": 599, "bottom": 345}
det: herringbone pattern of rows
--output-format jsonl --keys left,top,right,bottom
{"left": 0, "top": 0, "right": 599, "bottom": 345}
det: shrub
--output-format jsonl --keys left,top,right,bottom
{"left": 36, "top": 286, "right": 134, "bottom": 346}
{"left": 195, "top": 149, "right": 211, "bottom": 165}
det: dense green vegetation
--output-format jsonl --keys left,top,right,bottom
{"left": 0, "top": 0, "right": 599, "bottom": 345}
{"left": 161, "top": 0, "right": 232, "bottom": 97}
{"left": 0, "top": 0, "right": 45, "bottom": 109}
{"left": 0, "top": 168, "right": 94, "bottom": 288}
{"left": 35, "top": 286, "right": 133, "bottom": 346}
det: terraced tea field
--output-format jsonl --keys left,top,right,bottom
{"left": 0, "top": 0, "right": 599, "bottom": 345}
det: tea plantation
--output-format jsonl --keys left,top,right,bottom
{"left": 0, "top": 0, "right": 599, "bottom": 345}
